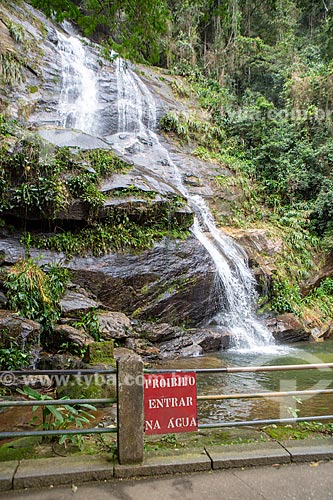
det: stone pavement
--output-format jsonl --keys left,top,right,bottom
{"left": 1, "top": 461, "right": 333, "bottom": 500}
{"left": 1, "top": 437, "right": 333, "bottom": 493}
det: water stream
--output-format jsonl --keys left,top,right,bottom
{"left": 159, "top": 340, "right": 333, "bottom": 423}
{"left": 56, "top": 29, "right": 273, "bottom": 350}
{"left": 112, "top": 58, "right": 273, "bottom": 351}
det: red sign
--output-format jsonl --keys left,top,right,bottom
{"left": 144, "top": 372, "right": 198, "bottom": 435}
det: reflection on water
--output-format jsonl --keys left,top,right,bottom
{"left": 155, "top": 341, "right": 333, "bottom": 424}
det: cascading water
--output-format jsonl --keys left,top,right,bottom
{"left": 54, "top": 28, "right": 274, "bottom": 351}
{"left": 57, "top": 30, "right": 98, "bottom": 135}
{"left": 116, "top": 57, "right": 156, "bottom": 133}
{"left": 112, "top": 58, "right": 274, "bottom": 351}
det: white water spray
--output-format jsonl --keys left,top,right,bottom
{"left": 57, "top": 31, "right": 98, "bottom": 135}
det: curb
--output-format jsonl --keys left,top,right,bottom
{"left": 1, "top": 439, "right": 333, "bottom": 491}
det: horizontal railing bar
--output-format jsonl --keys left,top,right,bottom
{"left": 0, "top": 398, "right": 117, "bottom": 408}
{"left": 198, "top": 414, "right": 333, "bottom": 429}
{"left": 146, "top": 363, "right": 333, "bottom": 375}
{"left": 0, "top": 369, "right": 116, "bottom": 376}
{"left": 226, "top": 363, "right": 333, "bottom": 373}
{"left": 0, "top": 427, "right": 117, "bottom": 439}
{"left": 197, "top": 388, "right": 333, "bottom": 400}
{"left": 145, "top": 368, "right": 228, "bottom": 374}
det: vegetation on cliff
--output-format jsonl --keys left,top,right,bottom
{"left": 2, "top": 0, "right": 333, "bottom": 334}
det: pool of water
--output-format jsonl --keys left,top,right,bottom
{"left": 156, "top": 341, "right": 333, "bottom": 424}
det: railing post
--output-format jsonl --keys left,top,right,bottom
{"left": 117, "top": 352, "right": 144, "bottom": 464}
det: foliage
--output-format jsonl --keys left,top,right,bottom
{"left": 270, "top": 274, "right": 302, "bottom": 314}
{"left": 4, "top": 259, "right": 70, "bottom": 333}
{"left": 0, "top": 53, "right": 24, "bottom": 86}
{"left": 160, "top": 111, "right": 224, "bottom": 146}
{"left": 29, "top": 0, "right": 169, "bottom": 64}
{"left": 72, "top": 309, "right": 102, "bottom": 341}
{"left": 17, "top": 386, "right": 96, "bottom": 447}
{"left": 302, "top": 278, "right": 333, "bottom": 317}
{"left": 8, "top": 22, "right": 26, "bottom": 44}
{"left": 26, "top": 215, "right": 190, "bottom": 257}
{"left": 0, "top": 339, "right": 30, "bottom": 370}
{"left": 0, "top": 130, "right": 132, "bottom": 219}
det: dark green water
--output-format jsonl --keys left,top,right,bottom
{"left": 157, "top": 341, "right": 333, "bottom": 424}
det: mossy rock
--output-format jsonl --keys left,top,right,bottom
{"left": 84, "top": 340, "right": 115, "bottom": 365}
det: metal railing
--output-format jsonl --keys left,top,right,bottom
{"left": 0, "top": 368, "right": 117, "bottom": 440}
{"left": 146, "top": 362, "right": 333, "bottom": 429}
{"left": 1, "top": 359, "right": 333, "bottom": 464}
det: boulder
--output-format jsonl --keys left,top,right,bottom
{"left": 136, "top": 322, "right": 183, "bottom": 342}
{"left": 53, "top": 324, "right": 95, "bottom": 348}
{"left": 266, "top": 313, "right": 310, "bottom": 343}
{"left": 193, "top": 329, "right": 223, "bottom": 352}
{"left": 309, "top": 323, "right": 332, "bottom": 342}
{"left": 60, "top": 288, "right": 101, "bottom": 318}
{"left": 0, "top": 310, "right": 40, "bottom": 348}
{"left": 97, "top": 311, "right": 133, "bottom": 340}
{"left": 158, "top": 334, "right": 195, "bottom": 359}
{"left": 84, "top": 340, "right": 114, "bottom": 365}
{"left": 224, "top": 228, "right": 283, "bottom": 258}
{"left": 124, "top": 338, "right": 161, "bottom": 361}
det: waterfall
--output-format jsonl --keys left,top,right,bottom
{"left": 115, "top": 58, "right": 156, "bottom": 133}
{"left": 113, "top": 58, "right": 274, "bottom": 351}
{"left": 57, "top": 31, "right": 98, "bottom": 135}
{"left": 54, "top": 28, "right": 274, "bottom": 350}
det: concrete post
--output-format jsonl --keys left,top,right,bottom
{"left": 117, "top": 352, "right": 144, "bottom": 464}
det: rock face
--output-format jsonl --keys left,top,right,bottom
{"left": 0, "top": 236, "right": 218, "bottom": 327}
{"left": 223, "top": 228, "right": 283, "bottom": 293}
{"left": 266, "top": 313, "right": 310, "bottom": 343}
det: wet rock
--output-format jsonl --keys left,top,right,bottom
{"left": 183, "top": 174, "right": 202, "bottom": 187}
{"left": 193, "top": 329, "right": 223, "bottom": 352}
{"left": 224, "top": 228, "right": 283, "bottom": 293}
{"left": 38, "top": 128, "right": 111, "bottom": 150}
{"left": 53, "top": 324, "right": 94, "bottom": 348}
{"left": 47, "top": 27, "right": 58, "bottom": 45}
{"left": 0, "top": 291, "right": 7, "bottom": 308}
{"left": 309, "top": 323, "right": 332, "bottom": 342}
{"left": 266, "top": 313, "right": 310, "bottom": 343}
{"left": 124, "top": 338, "right": 161, "bottom": 361}
{"left": 136, "top": 322, "right": 183, "bottom": 342}
{"left": 220, "top": 331, "right": 232, "bottom": 349}
{"left": 60, "top": 289, "right": 101, "bottom": 318}
{"left": 0, "top": 310, "right": 40, "bottom": 348}
{"left": 0, "top": 236, "right": 217, "bottom": 326}
{"left": 97, "top": 311, "right": 133, "bottom": 340}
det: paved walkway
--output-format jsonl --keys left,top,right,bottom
{"left": 1, "top": 461, "right": 333, "bottom": 500}
{"left": 2, "top": 438, "right": 333, "bottom": 497}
